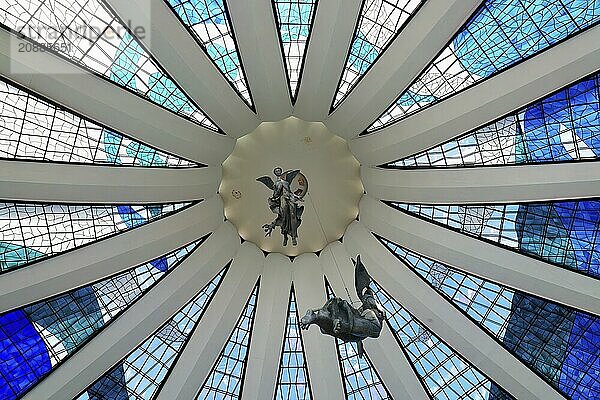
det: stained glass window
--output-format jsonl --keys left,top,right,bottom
{"left": 325, "top": 281, "right": 392, "bottom": 400}
{"left": 165, "top": 0, "right": 253, "bottom": 106}
{"left": 0, "top": 0, "right": 217, "bottom": 130}
{"left": 0, "top": 79, "right": 198, "bottom": 166}
{"left": 387, "top": 71, "right": 600, "bottom": 167}
{"left": 332, "top": 0, "right": 424, "bottom": 108}
{"left": 370, "top": 279, "right": 514, "bottom": 400}
{"left": 379, "top": 236, "right": 600, "bottom": 399}
{"left": 0, "top": 201, "right": 192, "bottom": 272}
{"left": 0, "top": 238, "right": 206, "bottom": 400}
{"left": 273, "top": 0, "right": 318, "bottom": 100}
{"left": 196, "top": 279, "right": 260, "bottom": 399}
{"left": 369, "top": 0, "right": 600, "bottom": 132}
{"left": 390, "top": 200, "right": 600, "bottom": 278}
{"left": 76, "top": 263, "right": 227, "bottom": 400}
{"left": 275, "top": 286, "right": 312, "bottom": 400}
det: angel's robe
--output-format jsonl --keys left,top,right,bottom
{"left": 271, "top": 177, "right": 302, "bottom": 239}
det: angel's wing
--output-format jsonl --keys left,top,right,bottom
{"left": 256, "top": 176, "right": 275, "bottom": 191}
{"left": 285, "top": 170, "right": 300, "bottom": 184}
{"left": 354, "top": 255, "right": 372, "bottom": 302}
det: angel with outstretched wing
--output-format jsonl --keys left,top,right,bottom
{"left": 299, "top": 255, "right": 385, "bottom": 357}
{"left": 256, "top": 167, "right": 304, "bottom": 246}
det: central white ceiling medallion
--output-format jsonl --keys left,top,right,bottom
{"left": 220, "top": 117, "right": 364, "bottom": 256}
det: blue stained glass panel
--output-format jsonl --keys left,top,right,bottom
{"left": 369, "top": 0, "right": 600, "bottom": 131}
{"left": 76, "top": 263, "right": 227, "bottom": 400}
{"left": 390, "top": 200, "right": 600, "bottom": 278}
{"left": 0, "top": 201, "right": 190, "bottom": 271}
{"left": 165, "top": 0, "right": 252, "bottom": 106}
{"left": 333, "top": 0, "right": 424, "bottom": 108}
{"left": 0, "top": 239, "right": 205, "bottom": 400}
{"left": 379, "top": 237, "right": 600, "bottom": 399}
{"left": 388, "top": 72, "right": 600, "bottom": 167}
{"left": 273, "top": 0, "right": 318, "bottom": 99}
{"left": 0, "top": 0, "right": 217, "bottom": 129}
{"left": 196, "top": 280, "right": 260, "bottom": 399}
{"left": 0, "top": 310, "right": 51, "bottom": 400}
{"left": 275, "top": 287, "right": 312, "bottom": 400}
{"left": 370, "top": 280, "right": 514, "bottom": 400}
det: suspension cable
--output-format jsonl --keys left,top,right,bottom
{"left": 306, "top": 193, "right": 353, "bottom": 301}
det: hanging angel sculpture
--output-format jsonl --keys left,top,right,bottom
{"left": 300, "top": 255, "right": 385, "bottom": 357}
{"left": 256, "top": 167, "right": 306, "bottom": 246}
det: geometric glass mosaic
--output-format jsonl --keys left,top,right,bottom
{"left": 275, "top": 286, "right": 312, "bottom": 400}
{"left": 379, "top": 236, "right": 600, "bottom": 400}
{"left": 0, "top": 79, "right": 197, "bottom": 167}
{"left": 370, "top": 279, "right": 515, "bottom": 400}
{"left": 164, "top": 0, "right": 253, "bottom": 106}
{"left": 1, "top": 1, "right": 598, "bottom": 399}
{"left": 368, "top": 0, "right": 600, "bottom": 131}
{"left": 325, "top": 280, "right": 392, "bottom": 400}
{"left": 195, "top": 279, "right": 260, "bottom": 400}
{"left": 390, "top": 200, "right": 600, "bottom": 278}
{"left": 0, "top": 238, "right": 205, "bottom": 400}
{"left": 332, "top": 0, "right": 424, "bottom": 108}
{"left": 0, "top": 0, "right": 217, "bottom": 130}
{"left": 0, "top": 201, "right": 191, "bottom": 272}
{"left": 387, "top": 71, "right": 600, "bottom": 167}
{"left": 273, "top": 0, "right": 318, "bottom": 100}
{"left": 336, "top": 340, "right": 392, "bottom": 400}
{"left": 75, "top": 263, "right": 227, "bottom": 400}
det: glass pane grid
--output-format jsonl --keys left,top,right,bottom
{"left": 165, "top": 0, "right": 253, "bottom": 106}
{"left": 379, "top": 237, "right": 600, "bottom": 398}
{"left": 390, "top": 200, "right": 600, "bottom": 278}
{"left": 0, "top": 79, "right": 198, "bottom": 166}
{"left": 0, "top": 239, "right": 204, "bottom": 400}
{"left": 336, "top": 340, "right": 392, "bottom": 400}
{"left": 0, "top": 202, "right": 190, "bottom": 272}
{"left": 196, "top": 280, "right": 259, "bottom": 400}
{"left": 368, "top": 0, "right": 600, "bottom": 132}
{"left": 370, "top": 280, "right": 514, "bottom": 400}
{"left": 387, "top": 72, "right": 600, "bottom": 167}
{"left": 77, "top": 264, "right": 227, "bottom": 400}
{"left": 0, "top": 0, "right": 217, "bottom": 130}
{"left": 275, "top": 287, "right": 312, "bottom": 400}
{"left": 273, "top": 0, "right": 318, "bottom": 99}
{"left": 333, "top": 0, "right": 424, "bottom": 108}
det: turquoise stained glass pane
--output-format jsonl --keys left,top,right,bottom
{"left": 165, "top": 0, "right": 252, "bottom": 106}
{"left": 0, "top": 79, "right": 197, "bottom": 166}
{"left": 0, "top": 202, "right": 191, "bottom": 272}
{"left": 333, "top": 0, "right": 425, "bottom": 108}
{"left": 0, "top": 0, "right": 217, "bottom": 129}
{"left": 379, "top": 237, "right": 600, "bottom": 399}
{"left": 388, "top": 71, "right": 600, "bottom": 167}
{"left": 273, "top": 0, "right": 318, "bottom": 99}
{"left": 0, "top": 239, "right": 205, "bottom": 400}
{"left": 369, "top": 0, "right": 600, "bottom": 131}
{"left": 76, "top": 263, "right": 226, "bottom": 400}
{"left": 370, "top": 280, "right": 514, "bottom": 400}
{"left": 275, "top": 287, "right": 312, "bottom": 400}
{"left": 390, "top": 200, "right": 600, "bottom": 278}
{"left": 196, "top": 280, "right": 259, "bottom": 399}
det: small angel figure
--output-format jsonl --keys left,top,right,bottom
{"left": 256, "top": 167, "right": 305, "bottom": 246}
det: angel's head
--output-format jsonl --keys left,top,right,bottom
{"left": 273, "top": 167, "right": 283, "bottom": 177}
